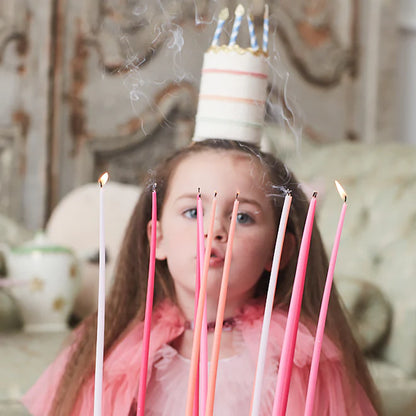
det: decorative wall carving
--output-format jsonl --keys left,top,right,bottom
{"left": 0, "top": 1, "right": 29, "bottom": 61}
{"left": 0, "top": 1, "right": 33, "bottom": 226}
{"left": 77, "top": 82, "right": 197, "bottom": 185}
{"left": 53, "top": 0, "right": 213, "bottom": 207}
{"left": 275, "top": 0, "right": 357, "bottom": 86}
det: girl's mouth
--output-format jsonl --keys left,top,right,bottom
{"left": 209, "top": 248, "right": 224, "bottom": 268}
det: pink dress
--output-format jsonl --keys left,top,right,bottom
{"left": 22, "top": 301, "right": 377, "bottom": 415}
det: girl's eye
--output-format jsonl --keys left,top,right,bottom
{"left": 183, "top": 208, "right": 198, "bottom": 219}
{"left": 236, "top": 212, "right": 254, "bottom": 224}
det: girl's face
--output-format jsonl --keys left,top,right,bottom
{"left": 155, "top": 150, "right": 278, "bottom": 318}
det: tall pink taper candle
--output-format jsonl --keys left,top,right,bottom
{"left": 136, "top": 184, "right": 157, "bottom": 416}
{"left": 272, "top": 192, "right": 317, "bottom": 416}
{"left": 205, "top": 193, "right": 240, "bottom": 416}
{"left": 93, "top": 172, "right": 109, "bottom": 416}
{"left": 193, "top": 234, "right": 201, "bottom": 416}
{"left": 304, "top": 182, "right": 347, "bottom": 416}
{"left": 193, "top": 207, "right": 200, "bottom": 416}
{"left": 250, "top": 191, "right": 292, "bottom": 416}
{"left": 197, "top": 191, "right": 208, "bottom": 416}
{"left": 186, "top": 193, "right": 217, "bottom": 416}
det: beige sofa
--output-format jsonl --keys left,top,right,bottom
{"left": 264, "top": 128, "right": 416, "bottom": 416}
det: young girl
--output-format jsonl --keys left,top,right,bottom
{"left": 23, "top": 139, "right": 382, "bottom": 415}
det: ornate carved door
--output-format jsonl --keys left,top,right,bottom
{"left": 0, "top": 0, "right": 53, "bottom": 230}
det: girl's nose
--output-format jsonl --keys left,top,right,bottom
{"left": 205, "top": 216, "right": 228, "bottom": 242}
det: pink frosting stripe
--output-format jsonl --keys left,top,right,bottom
{"left": 202, "top": 68, "right": 268, "bottom": 79}
{"left": 199, "top": 94, "right": 265, "bottom": 105}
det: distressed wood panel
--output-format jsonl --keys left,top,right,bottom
{"left": 50, "top": 0, "right": 213, "bottom": 211}
{"left": 0, "top": 128, "right": 23, "bottom": 219}
{"left": 0, "top": 0, "right": 52, "bottom": 230}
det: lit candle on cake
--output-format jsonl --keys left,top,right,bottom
{"left": 211, "top": 8, "right": 229, "bottom": 47}
{"left": 304, "top": 182, "right": 347, "bottom": 416}
{"left": 186, "top": 193, "right": 217, "bottom": 416}
{"left": 205, "top": 193, "right": 240, "bottom": 416}
{"left": 229, "top": 4, "right": 245, "bottom": 47}
{"left": 272, "top": 192, "right": 317, "bottom": 416}
{"left": 247, "top": 12, "right": 259, "bottom": 51}
{"left": 263, "top": 4, "right": 269, "bottom": 53}
{"left": 136, "top": 184, "right": 158, "bottom": 416}
{"left": 94, "top": 171, "right": 109, "bottom": 416}
{"left": 250, "top": 191, "right": 292, "bottom": 416}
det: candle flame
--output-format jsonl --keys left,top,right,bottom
{"left": 264, "top": 4, "right": 269, "bottom": 19}
{"left": 98, "top": 172, "right": 109, "bottom": 187}
{"left": 335, "top": 180, "right": 347, "bottom": 202}
{"left": 219, "top": 7, "right": 229, "bottom": 20}
{"left": 235, "top": 4, "right": 244, "bottom": 17}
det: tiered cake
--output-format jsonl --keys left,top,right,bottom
{"left": 193, "top": 6, "right": 269, "bottom": 145}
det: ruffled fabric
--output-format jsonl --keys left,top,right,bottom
{"left": 22, "top": 301, "right": 377, "bottom": 415}
{"left": 145, "top": 331, "right": 256, "bottom": 415}
{"left": 22, "top": 301, "right": 185, "bottom": 416}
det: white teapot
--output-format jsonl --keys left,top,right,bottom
{"left": 0, "top": 232, "right": 79, "bottom": 332}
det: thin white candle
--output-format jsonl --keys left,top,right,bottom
{"left": 250, "top": 191, "right": 292, "bottom": 416}
{"left": 94, "top": 171, "right": 109, "bottom": 416}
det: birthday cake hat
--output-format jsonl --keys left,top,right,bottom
{"left": 193, "top": 4, "right": 269, "bottom": 146}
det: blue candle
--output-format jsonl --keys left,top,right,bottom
{"left": 263, "top": 4, "right": 269, "bottom": 53}
{"left": 211, "top": 8, "right": 229, "bottom": 47}
{"left": 247, "top": 12, "right": 259, "bottom": 51}
{"left": 229, "top": 4, "right": 245, "bottom": 47}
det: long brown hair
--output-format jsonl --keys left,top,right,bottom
{"left": 51, "top": 139, "right": 381, "bottom": 414}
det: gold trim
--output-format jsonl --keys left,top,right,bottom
{"left": 207, "top": 44, "right": 268, "bottom": 57}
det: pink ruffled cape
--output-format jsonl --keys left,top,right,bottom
{"left": 22, "top": 302, "right": 377, "bottom": 415}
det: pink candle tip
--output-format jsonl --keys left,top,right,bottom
{"left": 335, "top": 180, "right": 347, "bottom": 202}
